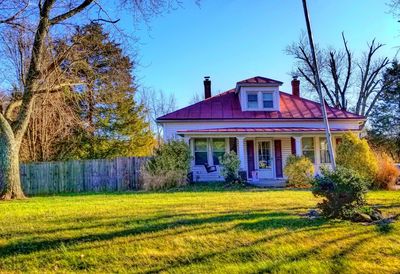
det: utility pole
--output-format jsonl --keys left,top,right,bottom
{"left": 301, "top": 0, "right": 336, "bottom": 169}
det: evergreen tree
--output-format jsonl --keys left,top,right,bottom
{"left": 60, "top": 23, "right": 155, "bottom": 159}
{"left": 368, "top": 61, "right": 400, "bottom": 161}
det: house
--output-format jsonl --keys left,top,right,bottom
{"left": 157, "top": 76, "right": 365, "bottom": 185}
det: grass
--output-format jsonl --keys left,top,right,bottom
{"left": 0, "top": 183, "right": 399, "bottom": 273}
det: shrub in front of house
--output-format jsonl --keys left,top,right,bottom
{"left": 336, "top": 132, "right": 378, "bottom": 182}
{"left": 141, "top": 140, "right": 191, "bottom": 190}
{"left": 374, "top": 152, "right": 400, "bottom": 190}
{"left": 312, "top": 166, "right": 370, "bottom": 220}
{"left": 283, "top": 155, "right": 314, "bottom": 188}
{"left": 219, "top": 151, "right": 241, "bottom": 183}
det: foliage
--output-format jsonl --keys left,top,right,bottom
{"left": 312, "top": 166, "right": 370, "bottom": 219}
{"left": 336, "top": 132, "right": 378, "bottom": 181}
{"left": 374, "top": 152, "right": 400, "bottom": 190}
{"left": 219, "top": 151, "right": 241, "bottom": 183}
{"left": 368, "top": 61, "right": 400, "bottom": 162}
{"left": 58, "top": 23, "right": 155, "bottom": 159}
{"left": 0, "top": 0, "right": 186, "bottom": 200}
{"left": 0, "top": 191, "right": 399, "bottom": 273}
{"left": 142, "top": 140, "right": 191, "bottom": 190}
{"left": 283, "top": 155, "right": 315, "bottom": 188}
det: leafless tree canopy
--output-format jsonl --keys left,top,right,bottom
{"left": 0, "top": 0, "right": 183, "bottom": 199}
{"left": 287, "top": 33, "right": 390, "bottom": 116}
{"left": 136, "top": 88, "right": 176, "bottom": 143}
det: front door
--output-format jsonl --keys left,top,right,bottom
{"left": 257, "top": 140, "right": 274, "bottom": 179}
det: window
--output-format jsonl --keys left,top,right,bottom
{"left": 212, "top": 139, "right": 225, "bottom": 165}
{"left": 262, "top": 92, "right": 274, "bottom": 108}
{"left": 302, "top": 137, "right": 315, "bottom": 163}
{"left": 258, "top": 141, "right": 271, "bottom": 169}
{"left": 319, "top": 137, "right": 331, "bottom": 163}
{"left": 247, "top": 93, "right": 258, "bottom": 108}
{"left": 194, "top": 139, "right": 208, "bottom": 165}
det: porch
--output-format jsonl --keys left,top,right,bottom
{"left": 178, "top": 127, "right": 349, "bottom": 186}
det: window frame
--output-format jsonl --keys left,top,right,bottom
{"left": 258, "top": 140, "right": 272, "bottom": 169}
{"left": 262, "top": 92, "right": 274, "bottom": 109}
{"left": 319, "top": 137, "right": 331, "bottom": 164}
{"left": 247, "top": 92, "right": 258, "bottom": 109}
{"left": 302, "top": 137, "right": 315, "bottom": 163}
{"left": 211, "top": 138, "right": 226, "bottom": 165}
{"left": 194, "top": 138, "right": 208, "bottom": 165}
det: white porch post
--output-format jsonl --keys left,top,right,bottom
{"left": 294, "top": 136, "right": 302, "bottom": 156}
{"left": 237, "top": 136, "right": 246, "bottom": 171}
{"left": 183, "top": 136, "right": 190, "bottom": 145}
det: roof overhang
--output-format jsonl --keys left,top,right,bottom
{"left": 157, "top": 118, "right": 366, "bottom": 124}
{"left": 177, "top": 127, "right": 361, "bottom": 137}
{"left": 235, "top": 82, "right": 283, "bottom": 93}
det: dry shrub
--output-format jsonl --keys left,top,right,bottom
{"left": 140, "top": 140, "right": 191, "bottom": 191}
{"left": 374, "top": 152, "right": 400, "bottom": 190}
{"left": 140, "top": 169, "right": 187, "bottom": 191}
{"left": 284, "top": 155, "right": 315, "bottom": 188}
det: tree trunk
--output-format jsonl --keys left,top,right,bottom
{"left": 0, "top": 135, "right": 25, "bottom": 200}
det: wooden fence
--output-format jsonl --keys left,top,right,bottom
{"left": 19, "top": 157, "right": 148, "bottom": 195}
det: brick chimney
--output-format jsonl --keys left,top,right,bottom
{"left": 291, "top": 76, "right": 300, "bottom": 97}
{"left": 204, "top": 76, "right": 211, "bottom": 99}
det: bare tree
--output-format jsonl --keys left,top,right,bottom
{"left": 137, "top": 88, "right": 176, "bottom": 143}
{"left": 189, "top": 92, "right": 203, "bottom": 104}
{"left": 287, "top": 33, "right": 389, "bottom": 116}
{"left": 0, "top": 0, "right": 181, "bottom": 199}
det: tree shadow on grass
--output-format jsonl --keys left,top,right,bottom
{"left": 0, "top": 211, "right": 325, "bottom": 260}
{"left": 149, "top": 220, "right": 342, "bottom": 273}
{"left": 27, "top": 182, "right": 300, "bottom": 197}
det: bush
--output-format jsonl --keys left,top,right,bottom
{"left": 219, "top": 151, "right": 241, "bottom": 183}
{"left": 283, "top": 155, "right": 314, "bottom": 187}
{"left": 141, "top": 140, "right": 191, "bottom": 190}
{"left": 141, "top": 170, "right": 187, "bottom": 191}
{"left": 374, "top": 152, "right": 400, "bottom": 190}
{"left": 336, "top": 132, "right": 378, "bottom": 181}
{"left": 312, "top": 166, "right": 370, "bottom": 219}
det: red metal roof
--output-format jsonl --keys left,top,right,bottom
{"left": 177, "top": 127, "right": 354, "bottom": 134}
{"left": 236, "top": 76, "right": 283, "bottom": 85}
{"left": 157, "top": 87, "right": 365, "bottom": 121}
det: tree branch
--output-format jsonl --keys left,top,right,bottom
{"left": 50, "top": 0, "right": 94, "bottom": 25}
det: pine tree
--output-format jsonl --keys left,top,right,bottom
{"left": 60, "top": 23, "right": 155, "bottom": 159}
{"left": 368, "top": 61, "right": 400, "bottom": 161}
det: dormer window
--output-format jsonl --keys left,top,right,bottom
{"left": 262, "top": 92, "right": 274, "bottom": 108}
{"left": 247, "top": 93, "right": 258, "bottom": 109}
{"left": 237, "top": 77, "right": 282, "bottom": 111}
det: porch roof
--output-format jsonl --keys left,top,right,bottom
{"left": 177, "top": 127, "right": 355, "bottom": 135}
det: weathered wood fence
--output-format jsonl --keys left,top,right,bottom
{"left": 19, "top": 157, "right": 148, "bottom": 195}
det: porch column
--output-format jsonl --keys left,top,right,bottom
{"left": 294, "top": 136, "right": 302, "bottom": 156}
{"left": 237, "top": 136, "right": 246, "bottom": 170}
{"left": 183, "top": 136, "right": 190, "bottom": 145}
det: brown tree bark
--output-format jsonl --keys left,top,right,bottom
{"left": 0, "top": 0, "right": 99, "bottom": 199}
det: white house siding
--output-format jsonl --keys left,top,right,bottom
{"left": 281, "top": 137, "right": 292, "bottom": 172}
{"left": 191, "top": 165, "right": 224, "bottom": 182}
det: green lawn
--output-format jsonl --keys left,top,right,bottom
{"left": 0, "top": 184, "right": 399, "bottom": 273}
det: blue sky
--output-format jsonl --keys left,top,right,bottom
{"left": 123, "top": 0, "right": 398, "bottom": 108}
